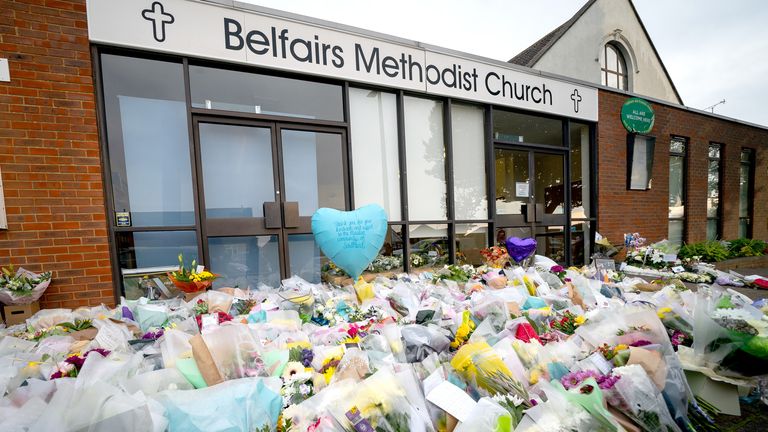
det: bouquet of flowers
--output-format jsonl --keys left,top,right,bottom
{"left": 367, "top": 255, "right": 403, "bottom": 273}
{"left": 49, "top": 348, "right": 111, "bottom": 379}
{"left": 168, "top": 254, "right": 217, "bottom": 293}
{"left": 0, "top": 265, "right": 52, "bottom": 305}
{"left": 480, "top": 246, "right": 509, "bottom": 268}
{"left": 693, "top": 289, "right": 768, "bottom": 377}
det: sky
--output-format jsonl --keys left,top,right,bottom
{"left": 239, "top": 0, "right": 768, "bottom": 126}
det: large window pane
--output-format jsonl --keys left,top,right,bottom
{"left": 364, "top": 225, "right": 404, "bottom": 275}
{"left": 669, "top": 155, "right": 684, "bottom": 219}
{"left": 493, "top": 110, "right": 563, "bottom": 146}
{"left": 707, "top": 219, "right": 718, "bottom": 241}
{"left": 200, "top": 123, "right": 274, "bottom": 218}
{"left": 452, "top": 104, "right": 487, "bottom": 220}
{"left": 707, "top": 159, "right": 720, "bottom": 218}
{"left": 535, "top": 153, "right": 565, "bottom": 216}
{"left": 570, "top": 123, "right": 591, "bottom": 219}
{"left": 282, "top": 130, "right": 345, "bottom": 216}
{"left": 116, "top": 231, "right": 198, "bottom": 270}
{"left": 189, "top": 66, "right": 343, "bottom": 121}
{"left": 288, "top": 234, "right": 324, "bottom": 283}
{"left": 409, "top": 224, "right": 449, "bottom": 268}
{"left": 456, "top": 223, "right": 488, "bottom": 266}
{"left": 536, "top": 226, "right": 565, "bottom": 264}
{"left": 571, "top": 221, "right": 591, "bottom": 266}
{"left": 349, "top": 88, "right": 401, "bottom": 220}
{"left": 495, "top": 149, "right": 529, "bottom": 216}
{"left": 102, "top": 55, "right": 194, "bottom": 226}
{"left": 668, "top": 220, "right": 684, "bottom": 246}
{"left": 208, "top": 236, "right": 280, "bottom": 289}
{"left": 404, "top": 97, "right": 447, "bottom": 220}
{"left": 739, "top": 160, "right": 750, "bottom": 218}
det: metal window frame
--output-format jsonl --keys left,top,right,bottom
{"left": 93, "top": 46, "right": 598, "bottom": 296}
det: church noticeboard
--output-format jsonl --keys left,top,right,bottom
{"left": 621, "top": 98, "right": 654, "bottom": 134}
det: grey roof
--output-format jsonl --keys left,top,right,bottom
{"left": 509, "top": 0, "right": 596, "bottom": 67}
{"left": 508, "top": 0, "right": 683, "bottom": 105}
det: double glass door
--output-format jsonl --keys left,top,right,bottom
{"left": 494, "top": 147, "right": 568, "bottom": 263}
{"left": 194, "top": 117, "right": 347, "bottom": 288}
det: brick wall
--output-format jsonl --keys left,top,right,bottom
{"left": 0, "top": 0, "right": 114, "bottom": 309}
{"left": 597, "top": 89, "right": 768, "bottom": 247}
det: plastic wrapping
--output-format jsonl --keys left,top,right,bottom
{"left": 401, "top": 324, "right": 451, "bottom": 363}
{"left": 201, "top": 325, "right": 262, "bottom": 380}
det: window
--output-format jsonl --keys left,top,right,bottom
{"left": 404, "top": 96, "right": 447, "bottom": 221}
{"left": 349, "top": 88, "right": 401, "bottom": 219}
{"left": 601, "top": 43, "right": 628, "bottom": 91}
{"left": 739, "top": 148, "right": 755, "bottom": 238}
{"left": 668, "top": 137, "right": 687, "bottom": 245}
{"left": 707, "top": 143, "right": 723, "bottom": 240}
{"left": 570, "top": 123, "right": 594, "bottom": 265}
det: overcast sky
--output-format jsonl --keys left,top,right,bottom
{"left": 241, "top": 0, "right": 768, "bottom": 126}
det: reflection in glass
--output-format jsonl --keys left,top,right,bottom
{"left": 668, "top": 220, "right": 684, "bottom": 246}
{"left": 739, "top": 220, "right": 748, "bottom": 239}
{"left": 200, "top": 123, "right": 274, "bottom": 218}
{"left": 208, "top": 236, "right": 280, "bottom": 289}
{"left": 570, "top": 221, "right": 590, "bottom": 267}
{"left": 452, "top": 104, "right": 487, "bottom": 220}
{"left": 570, "top": 123, "right": 590, "bottom": 219}
{"left": 668, "top": 155, "right": 685, "bottom": 218}
{"left": 408, "top": 224, "right": 449, "bottom": 268}
{"left": 739, "top": 154, "right": 751, "bottom": 218}
{"left": 493, "top": 110, "right": 563, "bottom": 146}
{"left": 495, "top": 149, "right": 529, "bottom": 215}
{"left": 102, "top": 54, "right": 194, "bottom": 226}
{"left": 707, "top": 159, "right": 720, "bottom": 218}
{"left": 289, "top": 234, "right": 324, "bottom": 283}
{"left": 535, "top": 226, "right": 565, "bottom": 264}
{"left": 189, "top": 65, "right": 343, "bottom": 121}
{"left": 456, "top": 224, "right": 488, "bottom": 266}
{"left": 708, "top": 144, "right": 721, "bottom": 159}
{"left": 364, "top": 225, "right": 404, "bottom": 275}
{"left": 707, "top": 219, "right": 719, "bottom": 241}
{"left": 116, "top": 231, "right": 198, "bottom": 270}
{"left": 282, "top": 130, "right": 345, "bottom": 216}
{"left": 404, "top": 97, "right": 447, "bottom": 220}
{"left": 349, "top": 88, "right": 401, "bottom": 220}
{"left": 494, "top": 227, "right": 531, "bottom": 247}
{"left": 534, "top": 153, "right": 565, "bottom": 216}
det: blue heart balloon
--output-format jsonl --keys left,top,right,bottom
{"left": 311, "top": 204, "right": 388, "bottom": 279}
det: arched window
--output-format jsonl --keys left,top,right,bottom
{"left": 601, "top": 42, "right": 628, "bottom": 90}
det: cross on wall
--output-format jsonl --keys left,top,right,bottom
{"left": 142, "top": 2, "right": 175, "bottom": 43}
{"left": 571, "top": 89, "right": 582, "bottom": 113}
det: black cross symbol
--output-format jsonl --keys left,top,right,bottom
{"left": 570, "top": 89, "right": 582, "bottom": 113}
{"left": 142, "top": 2, "right": 175, "bottom": 43}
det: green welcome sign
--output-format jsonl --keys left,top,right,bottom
{"left": 621, "top": 98, "right": 655, "bottom": 134}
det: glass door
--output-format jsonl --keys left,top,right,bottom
{"left": 494, "top": 147, "right": 568, "bottom": 263}
{"left": 194, "top": 117, "right": 347, "bottom": 288}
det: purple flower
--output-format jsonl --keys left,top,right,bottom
{"left": 64, "top": 354, "right": 85, "bottom": 369}
{"left": 86, "top": 348, "right": 111, "bottom": 358}
{"left": 300, "top": 348, "right": 314, "bottom": 368}
{"left": 629, "top": 339, "right": 653, "bottom": 347}
{"left": 561, "top": 370, "right": 620, "bottom": 390}
{"left": 551, "top": 265, "right": 565, "bottom": 273}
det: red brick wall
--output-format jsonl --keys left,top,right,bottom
{"left": 597, "top": 89, "right": 768, "bottom": 247}
{"left": 0, "top": 0, "right": 114, "bottom": 309}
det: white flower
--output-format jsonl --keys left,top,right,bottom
{"left": 299, "top": 384, "right": 311, "bottom": 395}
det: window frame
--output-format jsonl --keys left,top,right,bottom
{"left": 601, "top": 42, "right": 629, "bottom": 91}
{"left": 93, "top": 46, "right": 599, "bottom": 297}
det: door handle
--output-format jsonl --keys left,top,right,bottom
{"left": 264, "top": 202, "right": 281, "bottom": 229}
{"left": 282, "top": 201, "right": 300, "bottom": 228}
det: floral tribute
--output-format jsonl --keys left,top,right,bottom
{"left": 168, "top": 253, "right": 218, "bottom": 293}
{"left": 50, "top": 348, "right": 111, "bottom": 379}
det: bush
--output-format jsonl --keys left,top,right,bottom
{"left": 726, "top": 238, "right": 767, "bottom": 258}
{"left": 678, "top": 240, "right": 730, "bottom": 263}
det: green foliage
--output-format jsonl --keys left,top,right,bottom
{"left": 726, "top": 238, "right": 767, "bottom": 258}
{"left": 678, "top": 240, "right": 730, "bottom": 263}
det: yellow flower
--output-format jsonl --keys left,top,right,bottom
{"left": 614, "top": 344, "right": 629, "bottom": 352}
{"left": 657, "top": 307, "right": 672, "bottom": 319}
{"left": 529, "top": 368, "right": 540, "bottom": 385}
{"left": 574, "top": 315, "right": 586, "bottom": 326}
